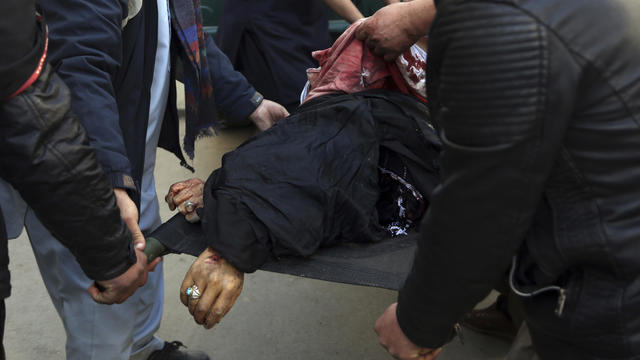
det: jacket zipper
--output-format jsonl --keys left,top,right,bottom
{"left": 508, "top": 256, "right": 567, "bottom": 317}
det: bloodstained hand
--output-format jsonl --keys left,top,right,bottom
{"left": 180, "top": 247, "right": 244, "bottom": 329}
{"left": 165, "top": 178, "right": 205, "bottom": 222}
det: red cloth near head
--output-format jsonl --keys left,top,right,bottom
{"left": 304, "top": 20, "right": 426, "bottom": 104}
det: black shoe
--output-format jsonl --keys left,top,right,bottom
{"left": 462, "top": 301, "right": 518, "bottom": 341}
{"left": 148, "top": 341, "right": 210, "bottom": 360}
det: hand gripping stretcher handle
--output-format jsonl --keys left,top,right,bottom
{"left": 144, "top": 237, "right": 169, "bottom": 264}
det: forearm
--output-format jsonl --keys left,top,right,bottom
{"left": 402, "top": 0, "right": 435, "bottom": 38}
{"left": 204, "top": 35, "right": 260, "bottom": 122}
{"left": 323, "top": 0, "right": 364, "bottom": 23}
{"left": 0, "top": 66, "right": 136, "bottom": 281}
{"left": 39, "top": 0, "right": 134, "bottom": 189}
{"left": 201, "top": 173, "right": 271, "bottom": 273}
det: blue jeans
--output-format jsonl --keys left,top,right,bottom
{"left": 25, "top": 207, "right": 165, "bottom": 359}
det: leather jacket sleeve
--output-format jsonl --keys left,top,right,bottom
{"left": 0, "top": 64, "right": 136, "bottom": 281}
{"left": 397, "top": 2, "right": 579, "bottom": 347}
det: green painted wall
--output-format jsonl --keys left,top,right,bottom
{"left": 201, "top": 0, "right": 385, "bottom": 40}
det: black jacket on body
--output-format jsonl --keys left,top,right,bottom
{"left": 201, "top": 91, "right": 440, "bottom": 273}
{"left": 398, "top": 0, "right": 640, "bottom": 358}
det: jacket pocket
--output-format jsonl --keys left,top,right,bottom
{"left": 509, "top": 255, "right": 569, "bottom": 317}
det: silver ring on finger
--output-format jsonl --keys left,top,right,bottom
{"left": 186, "top": 284, "right": 201, "bottom": 301}
{"left": 184, "top": 200, "right": 195, "bottom": 212}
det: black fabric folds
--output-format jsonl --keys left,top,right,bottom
{"left": 201, "top": 90, "right": 440, "bottom": 273}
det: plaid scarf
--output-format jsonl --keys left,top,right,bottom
{"left": 170, "top": 0, "right": 218, "bottom": 159}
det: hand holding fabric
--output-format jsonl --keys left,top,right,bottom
{"left": 112, "top": 188, "right": 161, "bottom": 270}
{"left": 88, "top": 248, "right": 149, "bottom": 304}
{"left": 180, "top": 247, "right": 244, "bottom": 329}
{"left": 165, "top": 178, "right": 205, "bottom": 223}
{"left": 248, "top": 99, "right": 289, "bottom": 131}
{"left": 355, "top": 0, "right": 435, "bottom": 61}
{"left": 112, "top": 188, "right": 146, "bottom": 250}
{"left": 375, "top": 303, "right": 442, "bottom": 360}
{"left": 88, "top": 188, "right": 160, "bottom": 304}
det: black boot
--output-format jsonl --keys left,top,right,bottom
{"left": 148, "top": 341, "right": 210, "bottom": 360}
{"left": 462, "top": 295, "right": 518, "bottom": 341}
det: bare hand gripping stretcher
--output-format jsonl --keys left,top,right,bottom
{"left": 145, "top": 213, "right": 416, "bottom": 291}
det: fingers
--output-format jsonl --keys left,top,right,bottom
{"left": 165, "top": 181, "right": 188, "bottom": 210}
{"left": 250, "top": 100, "right": 290, "bottom": 131}
{"left": 192, "top": 283, "right": 221, "bottom": 325}
{"left": 147, "top": 256, "right": 162, "bottom": 272}
{"left": 88, "top": 282, "right": 131, "bottom": 305}
{"left": 113, "top": 189, "right": 145, "bottom": 250}
{"left": 87, "top": 249, "right": 148, "bottom": 306}
{"left": 187, "top": 281, "right": 208, "bottom": 317}
{"left": 132, "top": 228, "right": 146, "bottom": 251}
{"left": 355, "top": 19, "right": 370, "bottom": 41}
{"left": 180, "top": 267, "right": 195, "bottom": 306}
{"left": 176, "top": 197, "right": 201, "bottom": 216}
{"left": 424, "top": 348, "right": 442, "bottom": 360}
{"left": 356, "top": 21, "right": 400, "bottom": 62}
{"left": 363, "top": 35, "right": 399, "bottom": 62}
{"left": 173, "top": 188, "right": 199, "bottom": 207}
{"left": 384, "top": 52, "right": 400, "bottom": 62}
{"left": 274, "top": 103, "right": 290, "bottom": 119}
{"left": 266, "top": 105, "right": 288, "bottom": 129}
{"left": 133, "top": 249, "right": 149, "bottom": 287}
{"left": 204, "top": 283, "right": 242, "bottom": 329}
{"left": 88, "top": 283, "right": 110, "bottom": 305}
{"left": 180, "top": 248, "right": 244, "bottom": 329}
{"left": 177, "top": 196, "right": 201, "bottom": 222}
{"left": 185, "top": 211, "right": 201, "bottom": 223}
{"left": 375, "top": 302, "right": 434, "bottom": 360}
{"left": 166, "top": 179, "right": 205, "bottom": 216}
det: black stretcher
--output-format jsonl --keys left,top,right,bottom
{"left": 145, "top": 213, "right": 416, "bottom": 291}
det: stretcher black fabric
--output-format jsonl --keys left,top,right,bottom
{"left": 149, "top": 213, "right": 417, "bottom": 290}
{"left": 201, "top": 90, "right": 440, "bottom": 274}
{"left": 259, "top": 231, "right": 418, "bottom": 290}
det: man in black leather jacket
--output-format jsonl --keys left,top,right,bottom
{"left": 357, "top": 0, "right": 640, "bottom": 359}
{"left": 0, "top": 1, "right": 156, "bottom": 357}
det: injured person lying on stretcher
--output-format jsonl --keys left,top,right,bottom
{"left": 162, "top": 21, "right": 438, "bottom": 329}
